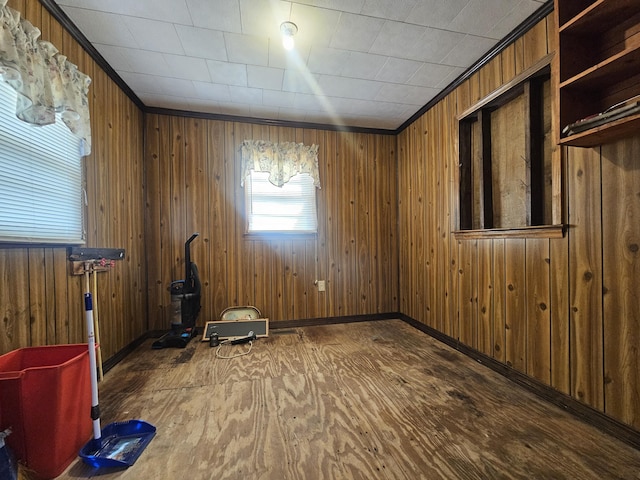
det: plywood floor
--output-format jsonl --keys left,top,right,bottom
{"left": 58, "top": 320, "right": 640, "bottom": 479}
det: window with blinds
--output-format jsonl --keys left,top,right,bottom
{"left": 0, "top": 80, "right": 85, "bottom": 245}
{"left": 244, "top": 171, "right": 318, "bottom": 234}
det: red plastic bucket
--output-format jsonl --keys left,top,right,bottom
{"left": 0, "top": 344, "right": 93, "bottom": 479}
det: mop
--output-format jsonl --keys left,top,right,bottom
{"left": 76, "top": 253, "right": 156, "bottom": 469}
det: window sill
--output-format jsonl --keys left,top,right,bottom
{"left": 244, "top": 232, "right": 318, "bottom": 241}
{"left": 453, "top": 225, "right": 565, "bottom": 240}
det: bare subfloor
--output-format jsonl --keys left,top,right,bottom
{"left": 58, "top": 320, "right": 640, "bottom": 479}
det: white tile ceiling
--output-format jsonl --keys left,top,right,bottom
{"left": 56, "top": 0, "right": 548, "bottom": 131}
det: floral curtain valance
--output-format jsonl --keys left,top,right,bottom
{"left": 240, "top": 140, "right": 321, "bottom": 188}
{"left": 0, "top": 1, "right": 92, "bottom": 154}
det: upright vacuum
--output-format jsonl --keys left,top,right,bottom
{"left": 152, "top": 233, "right": 201, "bottom": 349}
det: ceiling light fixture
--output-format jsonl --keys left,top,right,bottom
{"left": 280, "top": 21, "right": 298, "bottom": 51}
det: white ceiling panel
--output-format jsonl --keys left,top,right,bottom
{"left": 175, "top": 26, "right": 228, "bottom": 61}
{"left": 60, "top": 8, "right": 137, "bottom": 48}
{"left": 193, "top": 82, "right": 232, "bottom": 102}
{"left": 185, "top": 0, "right": 242, "bottom": 32}
{"left": 330, "top": 13, "right": 385, "bottom": 52}
{"left": 408, "top": 0, "right": 471, "bottom": 29}
{"left": 247, "top": 65, "right": 285, "bottom": 90}
{"left": 375, "top": 58, "right": 423, "bottom": 84}
{"left": 54, "top": 0, "right": 550, "bottom": 131}
{"left": 122, "top": 17, "right": 184, "bottom": 55}
{"left": 409, "top": 63, "right": 462, "bottom": 88}
{"left": 206, "top": 60, "right": 247, "bottom": 86}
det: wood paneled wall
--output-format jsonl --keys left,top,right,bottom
{"left": 0, "top": 0, "right": 147, "bottom": 360}
{"left": 398, "top": 14, "right": 640, "bottom": 430}
{"left": 144, "top": 117, "right": 398, "bottom": 329}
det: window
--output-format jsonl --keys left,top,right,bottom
{"left": 0, "top": 80, "right": 85, "bottom": 244}
{"left": 456, "top": 57, "right": 562, "bottom": 238}
{"left": 244, "top": 171, "right": 318, "bottom": 234}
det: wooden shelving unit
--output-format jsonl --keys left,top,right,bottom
{"left": 555, "top": 0, "right": 640, "bottom": 147}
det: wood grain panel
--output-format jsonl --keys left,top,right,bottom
{"left": 458, "top": 240, "right": 477, "bottom": 347}
{"left": 523, "top": 16, "right": 550, "bottom": 69}
{"left": 324, "top": 130, "right": 339, "bottom": 318}
{"left": 479, "top": 55, "right": 503, "bottom": 99}
{"left": 184, "top": 118, "right": 211, "bottom": 318}
{"left": 355, "top": 132, "right": 371, "bottom": 315}
{"left": 492, "top": 239, "right": 506, "bottom": 363}
{"left": 501, "top": 43, "right": 518, "bottom": 84}
{"left": 525, "top": 238, "right": 551, "bottom": 383}
{"left": 550, "top": 226, "right": 570, "bottom": 394}
{"left": 504, "top": 239, "right": 526, "bottom": 372}
{"left": 602, "top": 136, "right": 640, "bottom": 426}
{"left": 145, "top": 114, "right": 163, "bottom": 329}
{"left": 28, "top": 249, "right": 46, "bottom": 346}
{"left": 397, "top": 129, "right": 408, "bottom": 316}
{"left": 568, "top": 146, "right": 603, "bottom": 409}
{"left": 144, "top": 116, "right": 398, "bottom": 328}
{"left": 477, "top": 239, "right": 493, "bottom": 356}
{"left": 425, "top": 111, "right": 437, "bottom": 328}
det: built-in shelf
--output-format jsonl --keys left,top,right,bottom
{"left": 453, "top": 225, "right": 565, "bottom": 240}
{"left": 555, "top": 0, "right": 640, "bottom": 147}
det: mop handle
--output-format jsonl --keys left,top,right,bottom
{"left": 85, "top": 271, "right": 102, "bottom": 441}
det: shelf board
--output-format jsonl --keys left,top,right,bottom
{"left": 559, "top": 0, "right": 637, "bottom": 34}
{"left": 453, "top": 225, "right": 565, "bottom": 240}
{"left": 559, "top": 113, "right": 640, "bottom": 147}
{"left": 559, "top": 43, "right": 640, "bottom": 91}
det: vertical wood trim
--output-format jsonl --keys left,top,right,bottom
{"left": 145, "top": 114, "right": 163, "bottom": 330}
{"left": 325, "top": 130, "right": 338, "bottom": 318}
{"left": 525, "top": 238, "right": 551, "bottom": 384}
{"left": 568, "top": 146, "right": 604, "bottom": 409}
{"left": 477, "top": 239, "right": 494, "bottom": 356}
{"left": 602, "top": 137, "right": 640, "bottom": 426}
{"left": 459, "top": 240, "right": 477, "bottom": 347}
{"left": 505, "top": 239, "right": 527, "bottom": 372}
{"left": 493, "top": 239, "right": 506, "bottom": 362}
{"left": 550, "top": 225, "right": 571, "bottom": 394}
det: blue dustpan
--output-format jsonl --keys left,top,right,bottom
{"left": 79, "top": 286, "right": 155, "bottom": 470}
{"left": 79, "top": 420, "right": 156, "bottom": 468}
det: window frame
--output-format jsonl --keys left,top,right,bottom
{"left": 0, "top": 80, "right": 86, "bottom": 246}
{"left": 243, "top": 170, "right": 319, "bottom": 238}
{"left": 454, "top": 54, "right": 564, "bottom": 240}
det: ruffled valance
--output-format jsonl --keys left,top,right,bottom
{"left": 0, "top": 1, "right": 91, "bottom": 154}
{"left": 240, "top": 140, "right": 320, "bottom": 188}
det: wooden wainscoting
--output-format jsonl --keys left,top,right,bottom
{"left": 0, "top": 0, "right": 147, "bottom": 359}
{"left": 144, "top": 117, "right": 399, "bottom": 331}
{"left": 397, "top": 11, "right": 640, "bottom": 434}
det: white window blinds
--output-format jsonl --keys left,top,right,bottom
{"left": 0, "top": 80, "right": 84, "bottom": 244}
{"left": 245, "top": 171, "right": 318, "bottom": 234}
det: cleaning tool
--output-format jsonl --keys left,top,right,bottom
{"left": 152, "top": 233, "right": 201, "bottom": 349}
{"left": 69, "top": 248, "right": 156, "bottom": 469}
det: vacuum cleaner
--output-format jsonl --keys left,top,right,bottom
{"left": 152, "top": 233, "right": 201, "bottom": 349}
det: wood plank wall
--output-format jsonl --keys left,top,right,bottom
{"left": 0, "top": 0, "right": 147, "bottom": 361}
{"left": 144, "top": 117, "right": 398, "bottom": 329}
{"left": 397, "top": 13, "right": 640, "bottom": 431}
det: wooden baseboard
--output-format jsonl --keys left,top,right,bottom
{"left": 102, "top": 331, "right": 153, "bottom": 374}
{"left": 269, "top": 312, "right": 398, "bottom": 330}
{"left": 398, "top": 313, "right": 640, "bottom": 451}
